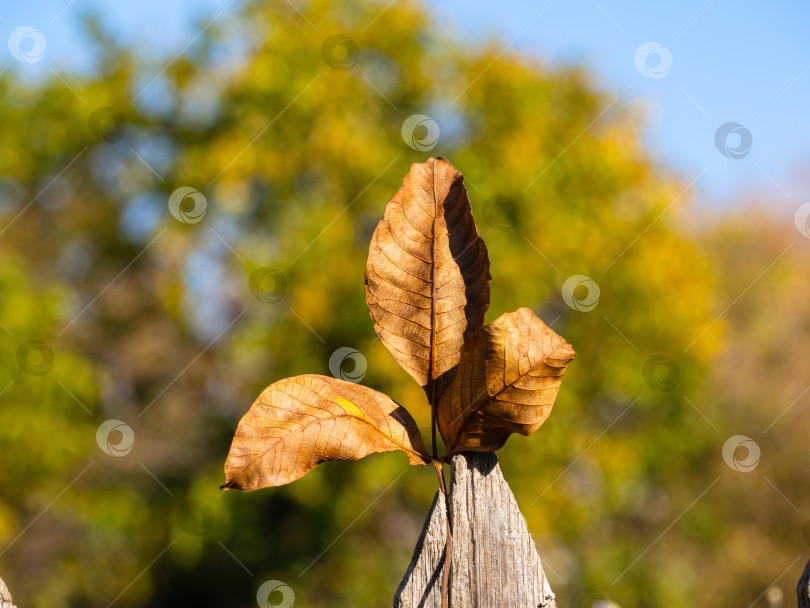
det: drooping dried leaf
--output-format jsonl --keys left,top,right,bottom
{"left": 437, "top": 307, "right": 576, "bottom": 456}
{"left": 365, "top": 157, "right": 491, "bottom": 400}
{"left": 222, "top": 375, "right": 430, "bottom": 490}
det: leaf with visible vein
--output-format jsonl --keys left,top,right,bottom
{"left": 222, "top": 375, "right": 430, "bottom": 490}
{"left": 364, "top": 157, "right": 491, "bottom": 402}
{"left": 437, "top": 308, "right": 576, "bottom": 456}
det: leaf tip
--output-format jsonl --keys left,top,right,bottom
{"left": 562, "top": 340, "right": 577, "bottom": 361}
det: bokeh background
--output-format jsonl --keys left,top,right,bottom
{"left": 1, "top": 1, "right": 809, "bottom": 607}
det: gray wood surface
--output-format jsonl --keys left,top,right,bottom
{"left": 395, "top": 451, "right": 556, "bottom": 607}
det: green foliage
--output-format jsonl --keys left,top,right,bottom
{"left": 0, "top": 1, "right": 806, "bottom": 607}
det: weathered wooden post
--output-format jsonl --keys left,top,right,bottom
{"left": 395, "top": 452, "right": 556, "bottom": 607}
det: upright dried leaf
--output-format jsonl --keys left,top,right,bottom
{"left": 365, "top": 157, "right": 491, "bottom": 400}
{"left": 222, "top": 375, "right": 430, "bottom": 490}
{"left": 437, "top": 308, "right": 576, "bottom": 455}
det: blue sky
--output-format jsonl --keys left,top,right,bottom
{"left": 2, "top": 0, "right": 808, "bottom": 207}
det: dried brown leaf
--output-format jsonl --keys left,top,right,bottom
{"left": 365, "top": 157, "right": 491, "bottom": 400}
{"left": 437, "top": 308, "right": 576, "bottom": 456}
{"left": 222, "top": 374, "right": 430, "bottom": 490}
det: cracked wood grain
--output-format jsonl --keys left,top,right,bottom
{"left": 395, "top": 451, "right": 556, "bottom": 608}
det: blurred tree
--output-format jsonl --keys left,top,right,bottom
{"left": 0, "top": 0, "right": 805, "bottom": 607}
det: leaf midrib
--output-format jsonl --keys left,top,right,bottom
{"left": 428, "top": 160, "right": 439, "bottom": 395}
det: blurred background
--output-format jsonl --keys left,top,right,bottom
{"left": 0, "top": 0, "right": 808, "bottom": 606}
